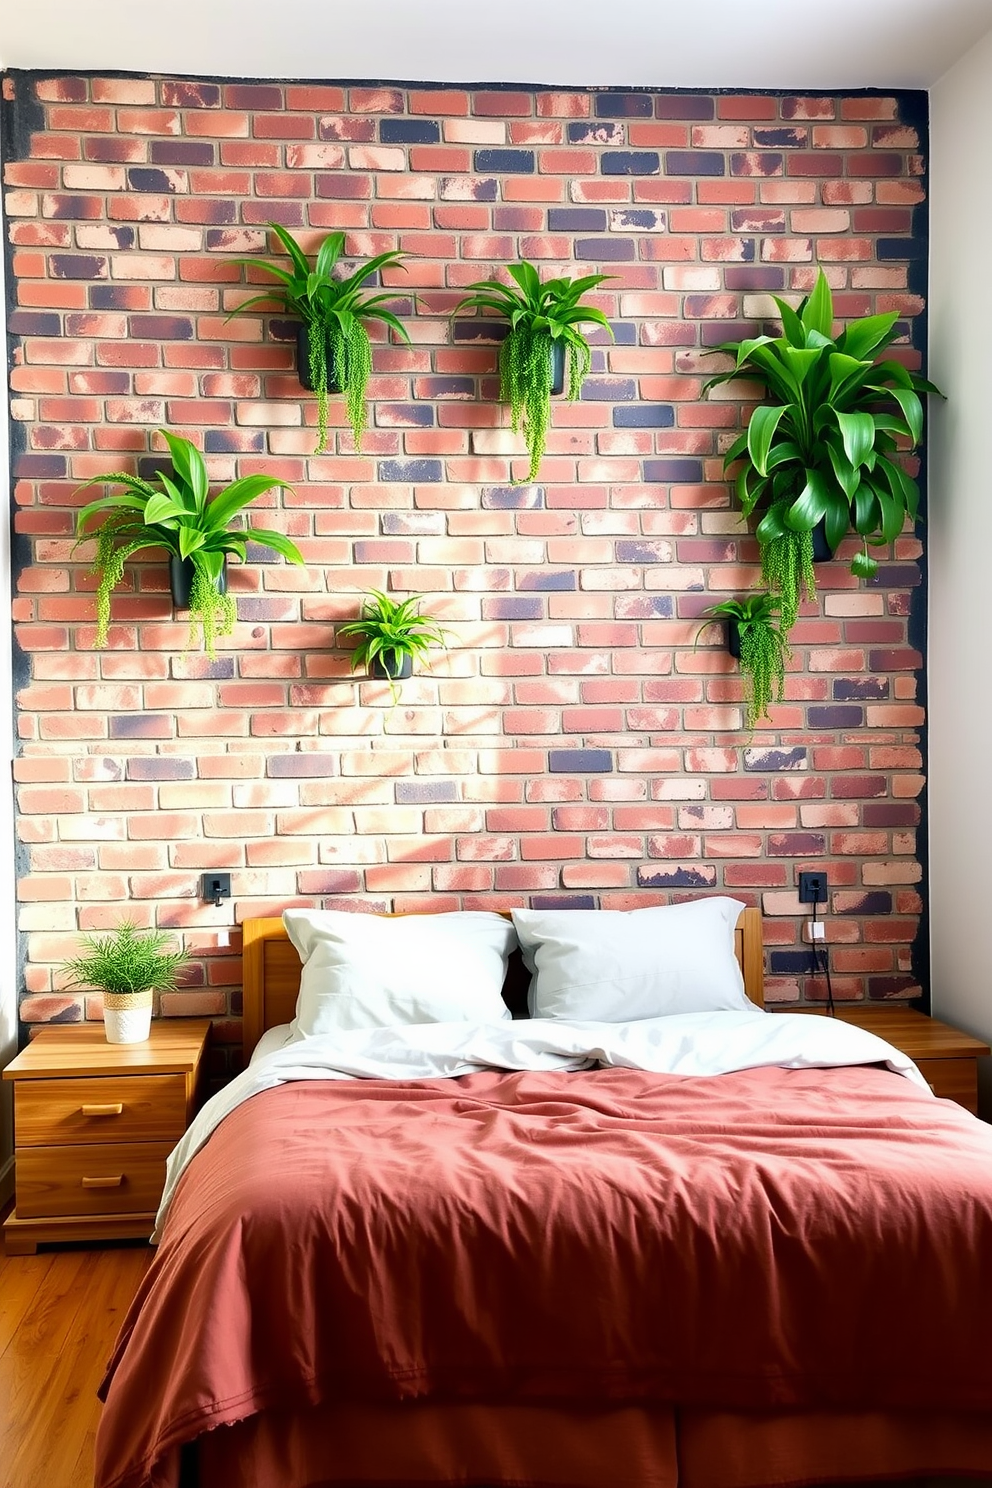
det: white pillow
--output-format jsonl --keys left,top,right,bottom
{"left": 283, "top": 910, "right": 516, "bottom": 1036}
{"left": 511, "top": 897, "right": 752, "bottom": 1021}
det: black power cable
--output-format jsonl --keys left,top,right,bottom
{"left": 810, "top": 898, "right": 836, "bottom": 1017}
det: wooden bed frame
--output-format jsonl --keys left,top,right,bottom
{"left": 241, "top": 906, "right": 765, "bottom": 1057}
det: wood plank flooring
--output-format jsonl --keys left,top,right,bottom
{"left": 0, "top": 1238, "right": 152, "bottom": 1488}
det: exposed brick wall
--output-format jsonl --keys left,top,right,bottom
{"left": 2, "top": 73, "right": 928, "bottom": 1072}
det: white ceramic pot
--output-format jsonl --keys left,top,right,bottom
{"left": 103, "top": 993, "right": 153, "bottom": 1044}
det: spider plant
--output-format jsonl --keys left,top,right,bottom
{"left": 74, "top": 429, "right": 303, "bottom": 656}
{"left": 453, "top": 260, "right": 614, "bottom": 483}
{"left": 337, "top": 590, "right": 447, "bottom": 696}
{"left": 698, "top": 592, "right": 790, "bottom": 731}
{"left": 704, "top": 269, "right": 942, "bottom": 633}
{"left": 228, "top": 223, "right": 412, "bottom": 455}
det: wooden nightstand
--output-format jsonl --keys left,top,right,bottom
{"left": 2, "top": 1019, "right": 210, "bottom": 1255}
{"left": 790, "top": 1006, "right": 990, "bottom": 1114}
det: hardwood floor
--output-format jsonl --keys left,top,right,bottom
{"left": 0, "top": 1237, "right": 152, "bottom": 1488}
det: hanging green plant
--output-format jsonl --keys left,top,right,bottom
{"left": 698, "top": 592, "right": 790, "bottom": 731}
{"left": 74, "top": 430, "right": 303, "bottom": 657}
{"left": 453, "top": 260, "right": 614, "bottom": 483}
{"left": 228, "top": 224, "right": 412, "bottom": 455}
{"left": 704, "top": 269, "right": 943, "bottom": 630}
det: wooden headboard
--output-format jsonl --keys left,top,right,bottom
{"left": 241, "top": 906, "right": 765, "bottom": 1058}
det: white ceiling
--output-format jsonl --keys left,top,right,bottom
{"left": 2, "top": 0, "right": 991, "bottom": 89}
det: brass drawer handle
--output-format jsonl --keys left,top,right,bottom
{"left": 81, "top": 1103, "right": 124, "bottom": 1117}
{"left": 81, "top": 1174, "right": 124, "bottom": 1188}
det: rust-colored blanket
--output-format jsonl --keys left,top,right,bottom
{"left": 96, "top": 1063, "right": 992, "bottom": 1488}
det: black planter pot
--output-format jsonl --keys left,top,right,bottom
{"left": 549, "top": 338, "right": 566, "bottom": 396}
{"left": 810, "top": 518, "right": 835, "bottom": 563}
{"left": 170, "top": 556, "right": 227, "bottom": 610}
{"left": 296, "top": 323, "right": 341, "bottom": 394}
{"left": 369, "top": 651, "right": 413, "bottom": 682}
{"left": 727, "top": 618, "right": 743, "bottom": 660}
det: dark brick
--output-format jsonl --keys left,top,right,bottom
{"left": 654, "top": 95, "right": 715, "bottom": 119}
{"left": 771, "top": 951, "right": 819, "bottom": 974}
{"left": 483, "top": 597, "right": 544, "bottom": 620}
{"left": 8, "top": 311, "right": 61, "bottom": 336}
{"left": 130, "top": 315, "right": 195, "bottom": 340}
{"left": 44, "top": 195, "right": 104, "bottom": 220}
{"left": 768, "top": 833, "right": 825, "bottom": 856}
{"left": 612, "top": 209, "right": 667, "bottom": 230}
{"left": 666, "top": 151, "right": 725, "bottom": 176}
{"left": 162, "top": 81, "right": 222, "bottom": 107}
{"left": 831, "top": 775, "right": 888, "bottom": 799}
{"left": 150, "top": 140, "right": 215, "bottom": 166}
{"left": 378, "top": 459, "right": 444, "bottom": 482}
{"left": 753, "top": 128, "right": 807, "bottom": 147}
{"left": 863, "top": 805, "right": 920, "bottom": 828}
{"left": 549, "top": 749, "right": 613, "bottom": 773}
{"left": 744, "top": 746, "right": 808, "bottom": 772}
{"left": 869, "top": 648, "right": 922, "bottom": 671}
{"left": 730, "top": 153, "right": 784, "bottom": 177}
{"left": 126, "top": 757, "right": 197, "bottom": 781}
{"left": 869, "top": 976, "right": 920, "bottom": 1001}
{"left": 530, "top": 895, "right": 598, "bottom": 909}
{"left": 609, "top": 322, "right": 637, "bottom": 345}
{"left": 452, "top": 321, "right": 507, "bottom": 343}
{"left": 186, "top": 199, "right": 237, "bottom": 224}
{"left": 91, "top": 285, "right": 145, "bottom": 309}
{"left": 836, "top": 891, "right": 893, "bottom": 916}
{"left": 127, "top": 168, "right": 181, "bottom": 193}
{"left": 576, "top": 237, "right": 636, "bottom": 261}
{"left": 548, "top": 207, "right": 608, "bottom": 232}
{"left": 517, "top": 570, "right": 576, "bottom": 591}
{"left": 482, "top": 486, "right": 544, "bottom": 509}
{"left": 567, "top": 122, "right": 626, "bottom": 145}
{"left": 834, "top": 678, "right": 889, "bottom": 701}
{"left": 268, "top": 755, "right": 339, "bottom": 777}
{"left": 601, "top": 151, "right": 660, "bottom": 176}
{"left": 205, "top": 430, "right": 264, "bottom": 453}
{"left": 108, "top": 715, "right": 171, "bottom": 739}
{"left": 615, "top": 541, "right": 670, "bottom": 563}
{"left": 616, "top": 595, "right": 675, "bottom": 618}
{"left": 701, "top": 320, "right": 761, "bottom": 347}
{"left": 86, "top": 138, "right": 143, "bottom": 163}
{"left": 379, "top": 403, "right": 434, "bottom": 427}
{"left": 731, "top": 210, "right": 785, "bottom": 233}
{"left": 638, "top": 867, "right": 718, "bottom": 888}
{"left": 13, "top": 454, "right": 66, "bottom": 478}
{"left": 644, "top": 458, "right": 703, "bottom": 482}
{"left": 474, "top": 149, "right": 535, "bottom": 173}
{"left": 877, "top": 237, "right": 927, "bottom": 260}
{"left": 613, "top": 405, "right": 674, "bottom": 428}
{"left": 595, "top": 92, "right": 653, "bottom": 117}
{"left": 581, "top": 377, "right": 637, "bottom": 402}
{"left": 226, "top": 84, "right": 283, "bottom": 109}
{"left": 867, "top": 564, "right": 922, "bottom": 588}
{"left": 380, "top": 119, "right": 440, "bottom": 143}
{"left": 395, "top": 781, "right": 459, "bottom": 804}
{"left": 807, "top": 705, "right": 864, "bottom": 728}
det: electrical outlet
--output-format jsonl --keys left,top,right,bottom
{"left": 798, "top": 871, "right": 828, "bottom": 905}
{"left": 201, "top": 872, "right": 231, "bottom": 906}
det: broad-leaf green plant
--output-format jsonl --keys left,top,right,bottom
{"left": 337, "top": 590, "right": 447, "bottom": 698}
{"left": 704, "top": 269, "right": 942, "bottom": 632}
{"left": 453, "top": 261, "right": 615, "bottom": 483}
{"left": 697, "top": 592, "right": 790, "bottom": 732}
{"left": 61, "top": 921, "right": 189, "bottom": 1000}
{"left": 74, "top": 429, "right": 303, "bottom": 656}
{"left": 228, "top": 223, "right": 411, "bottom": 455}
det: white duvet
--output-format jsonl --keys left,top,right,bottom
{"left": 153, "top": 1009, "right": 929, "bottom": 1241}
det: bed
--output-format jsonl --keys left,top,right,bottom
{"left": 94, "top": 903, "right": 992, "bottom": 1488}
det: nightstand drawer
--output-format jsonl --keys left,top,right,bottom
{"left": 14, "top": 1073, "right": 188, "bottom": 1147}
{"left": 15, "top": 1141, "right": 174, "bottom": 1220}
{"left": 915, "top": 1058, "right": 979, "bottom": 1113}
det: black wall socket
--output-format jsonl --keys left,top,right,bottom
{"left": 201, "top": 872, "right": 231, "bottom": 905}
{"left": 798, "top": 871, "right": 828, "bottom": 904}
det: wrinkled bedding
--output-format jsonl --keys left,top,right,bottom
{"left": 94, "top": 1017, "right": 992, "bottom": 1488}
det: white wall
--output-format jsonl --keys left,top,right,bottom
{"left": 0, "top": 121, "right": 16, "bottom": 1201}
{"left": 928, "top": 23, "right": 992, "bottom": 1108}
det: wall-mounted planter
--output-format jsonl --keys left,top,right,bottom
{"left": 727, "top": 618, "right": 742, "bottom": 660}
{"left": 296, "top": 324, "right": 342, "bottom": 395}
{"left": 369, "top": 651, "right": 413, "bottom": 682}
{"left": 170, "top": 555, "right": 227, "bottom": 610}
{"left": 549, "top": 339, "right": 565, "bottom": 397}
{"left": 810, "top": 519, "right": 834, "bottom": 564}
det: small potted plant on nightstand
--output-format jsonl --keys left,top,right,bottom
{"left": 452, "top": 259, "right": 614, "bottom": 483}
{"left": 61, "top": 922, "right": 190, "bottom": 1043}
{"left": 337, "top": 590, "right": 447, "bottom": 696}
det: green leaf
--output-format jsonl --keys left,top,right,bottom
{"left": 823, "top": 493, "right": 850, "bottom": 554}
{"left": 204, "top": 475, "right": 296, "bottom": 532}
{"left": 771, "top": 296, "right": 806, "bottom": 349}
{"left": 838, "top": 311, "right": 899, "bottom": 361}
{"left": 178, "top": 526, "right": 206, "bottom": 559}
{"left": 75, "top": 491, "right": 149, "bottom": 534}
{"left": 314, "top": 231, "right": 345, "bottom": 285}
{"left": 800, "top": 270, "right": 834, "bottom": 339}
{"left": 785, "top": 468, "right": 830, "bottom": 530}
{"left": 828, "top": 352, "right": 873, "bottom": 402}
{"left": 836, "top": 410, "right": 876, "bottom": 469}
{"left": 142, "top": 492, "right": 189, "bottom": 527}
{"left": 851, "top": 549, "right": 878, "bottom": 579}
{"left": 888, "top": 386, "right": 923, "bottom": 445}
{"left": 779, "top": 345, "right": 823, "bottom": 387}
{"left": 159, "top": 432, "right": 209, "bottom": 510}
{"left": 746, "top": 404, "right": 789, "bottom": 477}
{"left": 244, "top": 527, "right": 305, "bottom": 564}
{"left": 268, "top": 221, "right": 311, "bottom": 281}
{"left": 825, "top": 440, "right": 860, "bottom": 499}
